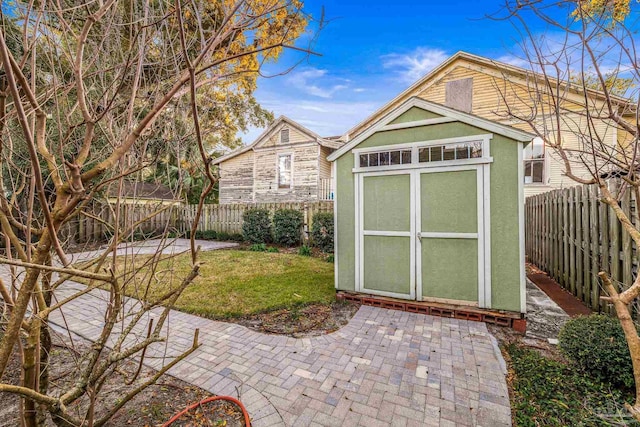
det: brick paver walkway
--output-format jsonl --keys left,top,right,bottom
{"left": 2, "top": 241, "right": 512, "bottom": 426}
{"left": 49, "top": 284, "right": 511, "bottom": 427}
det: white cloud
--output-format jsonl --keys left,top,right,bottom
{"left": 353, "top": 88, "right": 366, "bottom": 93}
{"left": 382, "top": 47, "right": 450, "bottom": 83}
{"left": 287, "top": 68, "right": 349, "bottom": 98}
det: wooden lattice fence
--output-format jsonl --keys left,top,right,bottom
{"left": 525, "top": 182, "right": 636, "bottom": 315}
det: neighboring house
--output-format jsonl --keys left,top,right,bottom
{"left": 330, "top": 97, "right": 532, "bottom": 314}
{"left": 105, "top": 182, "right": 181, "bottom": 205}
{"left": 213, "top": 116, "right": 342, "bottom": 204}
{"left": 216, "top": 51, "right": 630, "bottom": 204}
{"left": 342, "top": 51, "right": 631, "bottom": 197}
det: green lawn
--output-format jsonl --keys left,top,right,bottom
{"left": 86, "top": 249, "right": 335, "bottom": 319}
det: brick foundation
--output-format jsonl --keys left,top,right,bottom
{"left": 337, "top": 291, "right": 526, "bottom": 332}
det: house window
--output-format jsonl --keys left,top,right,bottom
{"left": 278, "top": 154, "right": 292, "bottom": 189}
{"left": 524, "top": 137, "right": 545, "bottom": 184}
{"left": 280, "top": 128, "right": 290, "bottom": 144}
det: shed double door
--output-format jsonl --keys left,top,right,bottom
{"left": 356, "top": 166, "right": 489, "bottom": 307}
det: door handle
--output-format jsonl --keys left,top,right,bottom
{"left": 417, "top": 232, "right": 422, "bottom": 241}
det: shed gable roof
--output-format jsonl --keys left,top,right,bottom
{"left": 327, "top": 97, "right": 534, "bottom": 162}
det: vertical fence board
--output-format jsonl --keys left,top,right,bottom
{"left": 581, "top": 186, "right": 592, "bottom": 307}
{"left": 568, "top": 187, "right": 576, "bottom": 295}
{"left": 589, "top": 185, "right": 600, "bottom": 311}
{"left": 622, "top": 191, "right": 633, "bottom": 294}
{"left": 562, "top": 189, "right": 569, "bottom": 288}
{"left": 575, "top": 187, "right": 584, "bottom": 300}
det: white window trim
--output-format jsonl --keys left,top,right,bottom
{"left": 276, "top": 152, "right": 294, "bottom": 190}
{"left": 352, "top": 134, "right": 493, "bottom": 172}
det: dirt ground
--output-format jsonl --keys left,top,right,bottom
{"left": 0, "top": 332, "right": 246, "bottom": 427}
{"left": 235, "top": 301, "right": 361, "bottom": 337}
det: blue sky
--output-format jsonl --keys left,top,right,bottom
{"left": 241, "top": 0, "right": 543, "bottom": 143}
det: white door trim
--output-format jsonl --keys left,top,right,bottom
{"left": 414, "top": 165, "right": 490, "bottom": 307}
{"left": 356, "top": 170, "right": 415, "bottom": 300}
{"left": 355, "top": 164, "right": 491, "bottom": 307}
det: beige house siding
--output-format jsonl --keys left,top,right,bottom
{"left": 350, "top": 58, "right": 618, "bottom": 198}
{"left": 255, "top": 121, "right": 312, "bottom": 149}
{"left": 318, "top": 146, "right": 333, "bottom": 180}
{"left": 218, "top": 150, "right": 254, "bottom": 204}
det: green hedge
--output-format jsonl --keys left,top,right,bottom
{"left": 558, "top": 314, "right": 635, "bottom": 388}
{"left": 273, "top": 209, "right": 303, "bottom": 246}
{"left": 242, "top": 208, "right": 272, "bottom": 244}
{"left": 506, "top": 343, "right": 634, "bottom": 426}
{"left": 311, "top": 213, "right": 334, "bottom": 253}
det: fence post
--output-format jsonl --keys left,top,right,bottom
{"left": 589, "top": 185, "right": 600, "bottom": 311}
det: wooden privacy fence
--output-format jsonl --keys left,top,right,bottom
{"left": 61, "top": 202, "right": 183, "bottom": 244}
{"left": 181, "top": 201, "right": 334, "bottom": 234}
{"left": 62, "top": 201, "right": 334, "bottom": 244}
{"left": 525, "top": 182, "right": 636, "bottom": 315}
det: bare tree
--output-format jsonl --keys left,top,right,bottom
{"left": 0, "top": 1, "right": 312, "bottom": 425}
{"left": 496, "top": 0, "right": 640, "bottom": 419}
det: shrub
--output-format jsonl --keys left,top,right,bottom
{"left": 215, "top": 232, "right": 244, "bottom": 242}
{"left": 194, "top": 230, "right": 218, "bottom": 240}
{"left": 267, "top": 247, "right": 279, "bottom": 253}
{"left": 249, "top": 243, "right": 267, "bottom": 252}
{"left": 310, "top": 213, "right": 334, "bottom": 253}
{"left": 558, "top": 314, "right": 635, "bottom": 388}
{"left": 298, "top": 245, "right": 311, "bottom": 256}
{"left": 506, "top": 343, "right": 633, "bottom": 426}
{"left": 326, "top": 254, "right": 334, "bottom": 263}
{"left": 273, "top": 209, "right": 304, "bottom": 246}
{"left": 242, "top": 208, "right": 272, "bottom": 244}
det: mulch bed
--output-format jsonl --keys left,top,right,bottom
{"left": 0, "top": 332, "right": 246, "bottom": 427}
{"left": 234, "top": 301, "right": 360, "bottom": 337}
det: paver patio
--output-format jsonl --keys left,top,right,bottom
{"left": 1, "top": 241, "right": 512, "bottom": 426}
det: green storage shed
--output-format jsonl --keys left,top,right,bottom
{"left": 328, "top": 98, "right": 532, "bottom": 314}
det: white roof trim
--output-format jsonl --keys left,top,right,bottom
{"left": 327, "top": 97, "right": 534, "bottom": 162}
